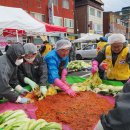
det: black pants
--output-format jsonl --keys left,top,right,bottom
{"left": 98, "top": 68, "right": 105, "bottom": 79}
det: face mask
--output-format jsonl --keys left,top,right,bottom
{"left": 15, "top": 58, "right": 23, "bottom": 66}
{"left": 24, "top": 57, "right": 35, "bottom": 63}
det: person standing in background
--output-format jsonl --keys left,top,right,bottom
{"left": 39, "top": 40, "right": 52, "bottom": 57}
{"left": 96, "top": 36, "right": 108, "bottom": 55}
{"left": 5, "top": 40, "right": 13, "bottom": 52}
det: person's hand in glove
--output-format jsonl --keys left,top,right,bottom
{"left": 16, "top": 96, "right": 30, "bottom": 104}
{"left": 54, "top": 78, "right": 76, "bottom": 97}
{"left": 40, "top": 86, "right": 47, "bottom": 96}
{"left": 61, "top": 68, "right": 67, "bottom": 81}
{"left": 15, "top": 85, "right": 29, "bottom": 95}
{"left": 24, "top": 77, "right": 39, "bottom": 90}
{"left": 65, "top": 88, "right": 76, "bottom": 97}
{"left": 101, "top": 62, "right": 108, "bottom": 70}
{"left": 61, "top": 68, "right": 70, "bottom": 86}
{"left": 127, "top": 78, "right": 130, "bottom": 83}
{"left": 94, "top": 120, "right": 104, "bottom": 130}
{"left": 91, "top": 60, "right": 98, "bottom": 75}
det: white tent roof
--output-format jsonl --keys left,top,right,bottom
{"left": 72, "top": 33, "right": 102, "bottom": 43}
{"left": 0, "top": 6, "right": 46, "bottom": 36}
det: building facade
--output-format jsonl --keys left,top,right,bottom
{"left": 0, "top": 0, "right": 75, "bottom": 43}
{"left": 121, "top": 6, "right": 130, "bottom": 41}
{"left": 74, "top": 0, "right": 104, "bottom": 34}
{"left": 0, "top": 0, "right": 74, "bottom": 34}
{"left": 103, "top": 12, "right": 126, "bottom": 36}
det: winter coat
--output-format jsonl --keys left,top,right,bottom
{"left": 93, "top": 44, "right": 130, "bottom": 82}
{"left": 101, "top": 82, "right": 130, "bottom": 130}
{"left": 44, "top": 49, "right": 69, "bottom": 84}
{"left": 18, "top": 54, "right": 48, "bottom": 86}
{"left": 0, "top": 43, "right": 25, "bottom": 102}
{"left": 0, "top": 50, "right": 3, "bottom": 56}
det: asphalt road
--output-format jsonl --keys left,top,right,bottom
{"left": 68, "top": 70, "right": 91, "bottom": 78}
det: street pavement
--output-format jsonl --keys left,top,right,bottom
{"left": 68, "top": 59, "right": 91, "bottom": 78}
{"left": 68, "top": 70, "right": 91, "bottom": 78}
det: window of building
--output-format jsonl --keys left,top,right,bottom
{"left": 122, "top": 8, "right": 130, "bottom": 15}
{"left": 93, "top": 23, "right": 96, "bottom": 31}
{"left": 62, "top": 0, "right": 70, "bottom": 9}
{"left": 88, "top": 21, "right": 93, "bottom": 29}
{"left": 30, "top": 12, "right": 46, "bottom": 22}
{"left": 90, "top": 7, "right": 95, "bottom": 16}
{"left": 97, "top": 10, "right": 101, "bottom": 18}
{"left": 116, "top": 19, "right": 121, "bottom": 24}
{"left": 70, "top": 19, "right": 74, "bottom": 28}
{"left": 124, "top": 15, "right": 129, "bottom": 19}
{"left": 64, "top": 18, "right": 74, "bottom": 28}
{"left": 119, "top": 12, "right": 122, "bottom": 15}
{"left": 97, "top": 24, "right": 101, "bottom": 31}
{"left": 48, "top": 0, "right": 58, "bottom": 6}
{"left": 124, "top": 23, "right": 128, "bottom": 27}
{"left": 53, "top": 16, "right": 63, "bottom": 26}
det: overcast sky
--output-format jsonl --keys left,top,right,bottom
{"left": 102, "top": 0, "right": 130, "bottom": 12}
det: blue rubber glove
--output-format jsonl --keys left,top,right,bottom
{"left": 94, "top": 120, "right": 104, "bottom": 130}
{"left": 19, "top": 97, "right": 30, "bottom": 104}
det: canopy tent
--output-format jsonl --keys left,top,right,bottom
{"left": 0, "top": 6, "right": 67, "bottom": 36}
{"left": 72, "top": 33, "right": 102, "bottom": 43}
{"left": 2, "top": 28, "right": 26, "bottom": 37}
{"left": 0, "top": 6, "right": 46, "bottom": 36}
{"left": 44, "top": 23, "right": 67, "bottom": 33}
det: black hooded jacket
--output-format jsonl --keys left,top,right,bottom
{"left": 0, "top": 50, "right": 3, "bottom": 56}
{"left": 101, "top": 82, "right": 130, "bottom": 130}
{"left": 0, "top": 43, "right": 25, "bottom": 102}
{"left": 17, "top": 54, "right": 48, "bottom": 86}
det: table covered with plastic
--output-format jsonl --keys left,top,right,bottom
{"left": 0, "top": 76, "right": 122, "bottom": 130}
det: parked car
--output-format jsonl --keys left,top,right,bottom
{"left": 75, "top": 43, "right": 97, "bottom": 60}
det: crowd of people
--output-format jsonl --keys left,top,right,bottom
{"left": 0, "top": 39, "right": 76, "bottom": 104}
{"left": 0, "top": 33, "right": 130, "bottom": 129}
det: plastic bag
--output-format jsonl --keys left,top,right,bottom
{"left": 62, "top": 123, "right": 73, "bottom": 130}
{"left": 0, "top": 102, "right": 37, "bottom": 119}
{"left": 97, "top": 94, "right": 115, "bottom": 105}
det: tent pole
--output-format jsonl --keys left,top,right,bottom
{"left": 65, "top": 32, "right": 67, "bottom": 37}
